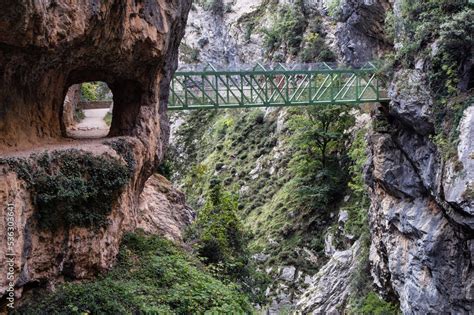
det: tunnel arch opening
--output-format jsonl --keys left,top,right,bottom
{"left": 62, "top": 81, "right": 113, "bottom": 139}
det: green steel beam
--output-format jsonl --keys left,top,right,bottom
{"left": 168, "top": 62, "right": 389, "bottom": 110}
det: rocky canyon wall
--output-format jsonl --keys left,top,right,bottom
{"left": 0, "top": 0, "right": 192, "bottom": 307}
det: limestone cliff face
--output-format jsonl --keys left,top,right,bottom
{"left": 138, "top": 174, "right": 195, "bottom": 243}
{"left": 362, "top": 4, "right": 474, "bottom": 315}
{"left": 0, "top": 0, "right": 192, "bottom": 305}
{"left": 366, "top": 73, "right": 473, "bottom": 314}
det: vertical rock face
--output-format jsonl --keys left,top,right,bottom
{"left": 62, "top": 84, "right": 81, "bottom": 130}
{"left": 363, "top": 15, "right": 473, "bottom": 315}
{"left": 327, "top": 0, "right": 473, "bottom": 313}
{"left": 0, "top": 0, "right": 192, "bottom": 304}
{"left": 335, "top": 0, "right": 392, "bottom": 64}
{"left": 297, "top": 241, "right": 362, "bottom": 313}
{"left": 367, "top": 75, "right": 474, "bottom": 313}
{"left": 138, "top": 174, "right": 195, "bottom": 243}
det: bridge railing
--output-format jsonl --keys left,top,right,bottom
{"left": 169, "top": 62, "right": 389, "bottom": 110}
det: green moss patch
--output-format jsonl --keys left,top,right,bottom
{"left": 1, "top": 149, "right": 130, "bottom": 231}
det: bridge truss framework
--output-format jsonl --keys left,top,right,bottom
{"left": 168, "top": 63, "right": 389, "bottom": 110}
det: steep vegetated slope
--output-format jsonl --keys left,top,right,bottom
{"left": 15, "top": 232, "right": 253, "bottom": 314}
{"left": 169, "top": 0, "right": 397, "bottom": 313}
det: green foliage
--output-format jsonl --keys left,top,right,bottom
{"left": 192, "top": 178, "right": 246, "bottom": 264}
{"left": 188, "top": 178, "right": 269, "bottom": 304}
{"left": 394, "top": 1, "right": 472, "bottom": 94}
{"left": 432, "top": 97, "right": 472, "bottom": 161}
{"left": 262, "top": 5, "right": 307, "bottom": 56}
{"left": 157, "top": 158, "right": 174, "bottom": 179}
{"left": 104, "top": 112, "right": 112, "bottom": 126}
{"left": 287, "top": 105, "right": 354, "bottom": 209}
{"left": 169, "top": 105, "right": 360, "bottom": 273}
{"left": 16, "top": 232, "right": 253, "bottom": 314}
{"left": 1, "top": 150, "right": 130, "bottom": 230}
{"left": 180, "top": 43, "right": 201, "bottom": 64}
{"left": 390, "top": 1, "right": 473, "bottom": 164}
{"left": 105, "top": 138, "right": 136, "bottom": 173}
{"left": 73, "top": 108, "right": 85, "bottom": 123}
{"left": 343, "top": 129, "right": 370, "bottom": 239}
{"left": 80, "top": 82, "right": 111, "bottom": 101}
{"left": 300, "top": 31, "right": 336, "bottom": 63}
{"left": 352, "top": 292, "right": 400, "bottom": 315}
{"left": 327, "top": 0, "right": 341, "bottom": 18}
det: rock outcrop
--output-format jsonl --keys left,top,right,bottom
{"left": 62, "top": 84, "right": 81, "bottom": 130}
{"left": 335, "top": 0, "right": 392, "bottom": 64}
{"left": 0, "top": 0, "right": 192, "bottom": 306}
{"left": 367, "top": 101, "right": 474, "bottom": 314}
{"left": 138, "top": 174, "right": 195, "bottom": 242}
{"left": 297, "top": 241, "right": 361, "bottom": 313}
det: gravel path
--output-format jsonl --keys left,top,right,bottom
{"left": 68, "top": 108, "right": 110, "bottom": 139}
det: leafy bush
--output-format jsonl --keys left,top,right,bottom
{"left": 103, "top": 112, "right": 112, "bottom": 126}
{"left": 352, "top": 292, "right": 400, "bottom": 315}
{"left": 327, "top": 0, "right": 341, "bottom": 18}
{"left": 262, "top": 5, "right": 306, "bottom": 56}
{"left": 301, "top": 32, "right": 336, "bottom": 63}
{"left": 187, "top": 178, "right": 269, "bottom": 304}
{"left": 287, "top": 105, "right": 354, "bottom": 210}
{"left": 343, "top": 129, "right": 370, "bottom": 239}
{"left": 16, "top": 232, "right": 253, "bottom": 314}
{"left": 80, "top": 82, "right": 111, "bottom": 101}
{"left": 73, "top": 108, "right": 85, "bottom": 123}
{"left": 2, "top": 150, "right": 130, "bottom": 230}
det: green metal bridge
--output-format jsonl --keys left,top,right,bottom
{"left": 168, "top": 62, "right": 390, "bottom": 110}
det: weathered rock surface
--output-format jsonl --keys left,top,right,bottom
{"left": 138, "top": 174, "right": 195, "bottom": 242}
{"left": 335, "top": 0, "right": 392, "bottom": 64}
{"left": 62, "top": 84, "right": 81, "bottom": 129}
{"left": 367, "top": 78, "right": 474, "bottom": 314}
{"left": 297, "top": 241, "right": 361, "bottom": 314}
{"left": 388, "top": 70, "right": 435, "bottom": 136}
{"left": 443, "top": 105, "right": 474, "bottom": 216}
{"left": 0, "top": 0, "right": 190, "bottom": 150}
{"left": 0, "top": 0, "right": 192, "bottom": 305}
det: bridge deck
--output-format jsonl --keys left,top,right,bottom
{"left": 168, "top": 63, "right": 389, "bottom": 110}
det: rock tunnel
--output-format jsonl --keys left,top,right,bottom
{"left": 0, "top": 0, "right": 193, "bottom": 299}
{"left": 0, "top": 0, "right": 191, "bottom": 151}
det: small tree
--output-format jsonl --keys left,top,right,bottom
{"left": 189, "top": 178, "right": 268, "bottom": 304}
{"left": 287, "top": 105, "right": 355, "bottom": 210}
{"left": 193, "top": 178, "right": 246, "bottom": 265}
{"left": 288, "top": 105, "right": 354, "bottom": 168}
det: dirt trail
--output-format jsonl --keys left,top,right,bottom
{"left": 68, "top": 108, "right": 110, "bottom": 139}
{"left": 1, "top": 109, "right": 113, "bottom": 158}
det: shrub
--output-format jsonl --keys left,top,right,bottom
{"left": 2, "top": 150, "right": 130, "bottom": 230}
{"left": 73, "top": 108, "right": 85, "bottom": 123}
{"left": 16, "top": 233, "right": 253, "bottom": 314}
{"left": 188, "top": 178, "right": 269, "bottom": 304}
{"left": 262, "top": 5, "right": 306, "bottom": 56}
{"left": 103, "top": 112, "right": 112, "bottom": 126}
{"left": 352, "top": 292, "right": 400, "bottom": 315}
{"left": 80, "top": 82, "right": 111, "bottom": 101}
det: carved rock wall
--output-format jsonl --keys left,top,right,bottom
{"left": 0, "top": 0, "right": 192, "bottom": 306}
